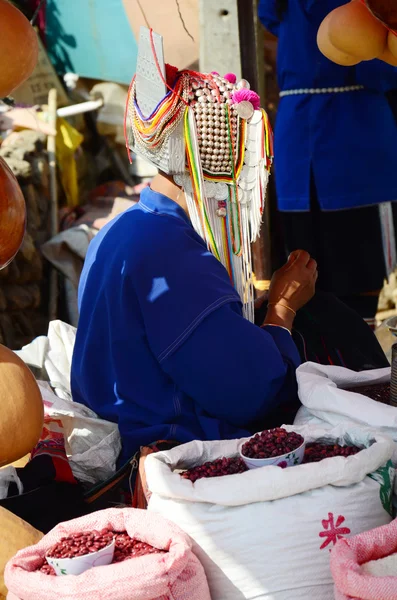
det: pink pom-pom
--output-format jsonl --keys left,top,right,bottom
{"left": 224, "top": 73, "right": 237, "bottom": 84}
{"left": 231, "top": 89, "right": 261, "bottom": 110}
{"left": 211, "top": 71, "right": 220, "bottom": 76}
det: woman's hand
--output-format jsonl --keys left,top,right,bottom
{"left": 263, "top": 250, "right": 318, "bottom": 331}
{"left": 268, "top": 250, "right": 318, "bottom": 312}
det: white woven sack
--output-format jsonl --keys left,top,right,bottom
{"left": 146, "top": 424, "right": 395, "bottom": 600}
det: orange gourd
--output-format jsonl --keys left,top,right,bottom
{"left": 0, "top": 157, "right": 26, "bottom": 270}
{"left": 326, "top": 0, "right": 387, "bottom": 61}
{"left": 0, "top": 507, "right": 43, "bottom": 597}
{"left": 0, "top": 344, "right": 44, "bottom": 467}
{"left": 379, "top": 35, "right": 397, "bottom": 65}
{"left": 317, "top": 13, "right": 361, "bottom": 66}
{"left": 387, "top": 30, "right": 397, "bottom": 60}
{"left": 0, "top": 0, "right": 38, "bottom": 98}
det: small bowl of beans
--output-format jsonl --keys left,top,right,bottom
{"left": 45, "top": 529, "right": 115, "bottom": 576}
{"left": 239, "top": 427, "right": 306, "bottom": 470}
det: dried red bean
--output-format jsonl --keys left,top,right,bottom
{"left": 241, "top": 428, "right": 304, "bottom": 460}
{"left": 38, "top": 560, "right": 56, "bottom": 576}
{"left": 345, "top": 383, "right": 391, "bottom": 405}
{"left": 112, "top": 532, "right": 166, "bottom": 563}
{"left": 38, "top": 530, "right": 167, "bottom": 574}
{"left": 46, "top": 530, "right": 114, "bottom": 559}
{"left": 303, "top": 442, "right": 360, "bottom": 464}
{"left": 180, "top": 456, "right": 248, "bottom": 482}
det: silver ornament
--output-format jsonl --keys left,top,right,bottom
{"left": 237, "top": 79, "right": 251, "bottom": 90}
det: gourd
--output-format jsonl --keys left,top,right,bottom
{"left": 0, "top": 158, "right": 26, "bottom": 270}
{"left": 387, "top": 30, "right": 397, "bottom": 60}
{"left": 327, "top": 0, "right": 387, "bottom": 61}
{"left": 317, "top": 13, "right": 361, "bottom": 66}
{"left": 0, "top": 507, "right": 42, "bottom": 599}
{"left": 0, "top": 0, "right": 39, "bottom": 98}
{"left": 0, "top": 345, "right": 44, "bottom": 467}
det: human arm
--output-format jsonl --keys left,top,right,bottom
{"left": 264, "top": 249, "right": 318, "bottom": 331}
{"left": 160, "top": 249, "right": 317, "bottom": 428}
{"left": 160, "top": 302, "right": 301, "bottom": 429}
{"left": 258, "top": 0, "right": 281, "bottom": 37}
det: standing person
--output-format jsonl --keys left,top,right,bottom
{"left": 259, "top": 0, "right": 397, "bottom": 328}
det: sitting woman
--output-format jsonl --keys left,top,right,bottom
{"left": 71, "top": 34, "right": 388, "bottom": 497}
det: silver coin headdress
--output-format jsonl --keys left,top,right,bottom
{"left": 125, "top": 27, "right": 273, "bottom": 321}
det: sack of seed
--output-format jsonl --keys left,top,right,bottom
{"left": 145, "top": 424, "right": 395, "bottom": 600}
{"left": 4, "top": 508, "right": 211, "bottom": 600}
{"left": 331, "top": 518, "right": 397, "bottom": 599}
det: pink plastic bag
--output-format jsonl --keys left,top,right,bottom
{"left": 331, "top": 518, "right": 397, "bottom": 600}
{"left": 5, "top": 508, "right": 211, "bottom": 600}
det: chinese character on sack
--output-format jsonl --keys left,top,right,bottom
{"left": 319, "top": 512, "right": 351, "bottom": 550}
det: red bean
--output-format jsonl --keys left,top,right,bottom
{"left": 39, "top": 530, "right": 167, "bottom": 574}
{"left": 345, "top": 383, "right": 390, "bottom": 405}
{"left": 241, "top": 428, "right": 304, "bottom": 460}
{"left": 303, "top": 442, "right": 360, "bottom": 463}
{"left": 180, "top": 456, "right": 248, "bottom": 482}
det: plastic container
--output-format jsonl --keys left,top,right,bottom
{"left": 239, "top": 438, "right": 306, "bottom": 470}
{"left": 46, "top": 538, "right": 115, "bottom": 576}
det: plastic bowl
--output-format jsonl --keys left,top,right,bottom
{"left": 46, "top": 538, "right": 115, "bottom": 576}
{"left": 239, "top": 437, "right": 306, "bottom": 470}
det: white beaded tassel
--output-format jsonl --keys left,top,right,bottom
{"left": 207, "top": 199, "right": 228, "bottom": 270}
{"left": 184, "top": 187, "right": 205, "bottom": 240}
{"left": 186, "top": 107, "right": 215, "bottom": 254}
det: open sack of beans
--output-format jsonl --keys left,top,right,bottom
{"left": 294, "top": 363, "right": 395, "bottom": 437}
{"left": 331, "top": 518, "right": 397, "bottom": 600}
{"left": 4, "top": 507, "right": 211, "bottom": 600}
{"left": 145, "top": 424, "right": 395, "bottom": 600}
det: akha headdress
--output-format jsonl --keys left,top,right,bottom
{"left": 124, "top": 27, "right": 273, "bottom": 321}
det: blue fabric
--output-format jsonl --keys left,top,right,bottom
{"left": 71, "top": 187, "right": 301, "bottom": 466}
{"left": 258, "top": 0, "right": 397, "bottom": 211}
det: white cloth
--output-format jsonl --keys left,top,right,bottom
{"left": 14, "top": 321, "right": 121, "bottom": 487}
{"left": 362, "top": 553, "right": 397, "bottom": 577}
{"left": 0, "top": 467, "right": 23, "bottom": 500}
{"left": 294, "top": 362, "right": 395, "bottom": 436}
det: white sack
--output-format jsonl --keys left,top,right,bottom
{"left": 0, "top": 467, "right": 23, "bottom": 500}
{"left": 38, "top": 382, "right": 121, "bottom": 487}
{"left": 146, "top": 424, "right": 395, "bottom": 600}
{"left": 15, "top": 320, "right": 121, "bottom": 487}
{"left": 294, "top": 363, "right": 396, "bottom": 438}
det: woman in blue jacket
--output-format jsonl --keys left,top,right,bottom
{"left": 259, "top": 0, "right": 397, "bottom": 327}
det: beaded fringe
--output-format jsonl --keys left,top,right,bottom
{"left": 183, "top": 106, "right": 269, "bottom": 322}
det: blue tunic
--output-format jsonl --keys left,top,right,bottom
{"left": 71, "top": 187, "right": 301, "bottom": 466}
{"left": 258, "top": 0, "right": 397, "bottom": 211}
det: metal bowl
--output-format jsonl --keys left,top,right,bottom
{"left": 385, "top": 315, "right": 397, "bottom": 336}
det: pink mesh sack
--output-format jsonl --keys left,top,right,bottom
{"left": 331, "top": 518, "right": 397, "bottom": 600}
{"left": 4, "top": 508, "right": 211, "bottom": 600}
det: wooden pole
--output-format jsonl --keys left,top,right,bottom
{"left": 199, "top": 0, "right": 241, "bottom": 78}
{"left": 237, "top": 0, "right": 272, "bottom": 291}
{"left": 47, "top": 88, "right": 58, "bottom": 322}
{"left": 200, "top": 0, "right": 272, "bottom": 291}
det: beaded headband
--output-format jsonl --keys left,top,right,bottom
{"left": 125, "top": 27, "right": 273, "bottom": 321}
